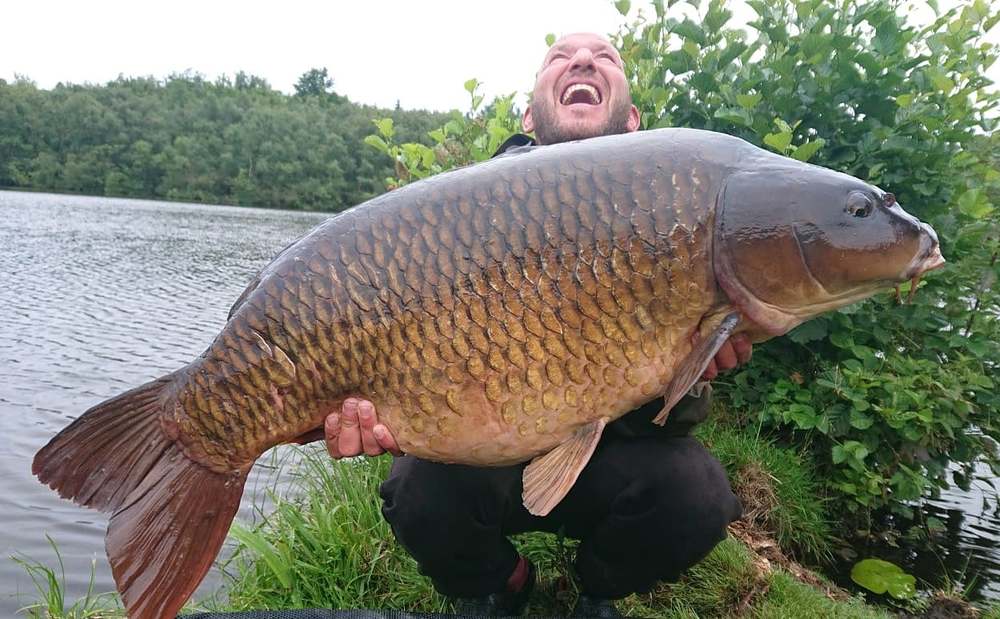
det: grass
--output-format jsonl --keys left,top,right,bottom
{"left": 10, "top": 536, "right": 121, "bottom": 618}
{"left": 212, "top": 446, "right": 891, "bottom": 617}
{"left": 14, "top": 430, "right": 996, "bottom": 618}
{"left": 217, "top": 451, "right": 447, "bottom": 613}
{"left": 696, "top": 417, "right": 833, "bottom": 564}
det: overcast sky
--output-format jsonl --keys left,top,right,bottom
{"left": 1, "top": 0, "right": 996, "bottom": 113}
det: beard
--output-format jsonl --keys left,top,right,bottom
{"left": 530, "top": 97, "right": 633, "bottom": 145}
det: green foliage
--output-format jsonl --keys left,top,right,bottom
{"left": 366, "top": 79, "right": 521, "bottom": 189}
{"left": 0, "top": 70, "right": 448, "bottom": 210}
{"left": 612, "top": 0, "right": 1000, "bottom": 519}
{"left": 850, "top": 558, "right": 917, "bottom": 600}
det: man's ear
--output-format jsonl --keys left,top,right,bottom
{"left": 626, "top": 104, "right": 640, "bottom": 133}
{"left": 522, "top": 106, "right": 535, "bottom": 134}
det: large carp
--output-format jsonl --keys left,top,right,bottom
{"left": 34, "top": 128, "right": 943, "bottom": 618}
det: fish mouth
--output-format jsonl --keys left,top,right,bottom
{"left": 907, "top": 245, "right": 946, "bottom": 279}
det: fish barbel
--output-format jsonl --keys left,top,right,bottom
{"left": 33, "top": 128, "right": 944, "bottom": 617}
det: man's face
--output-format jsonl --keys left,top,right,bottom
{"left": 524, "top": 33, "right": 640, "bottom": 145}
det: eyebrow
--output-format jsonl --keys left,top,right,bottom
{"left": 547, "top": 44, "right": 621, "bottom": 64}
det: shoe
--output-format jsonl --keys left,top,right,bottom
{"left": 453, "top": 558, "right": 536, "bottom": 617}
{"left": 571, "top": 594, "right": 622, "bottom": 618}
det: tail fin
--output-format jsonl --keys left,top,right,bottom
{"left": 32, "top": 375, "right": 249, "bottom": 619}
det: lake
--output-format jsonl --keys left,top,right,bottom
{"left": 1, "top": 190, "right": 997, "bottom": 615}
{"left": 0, "top": 190, "right": 327, "bottom": 615}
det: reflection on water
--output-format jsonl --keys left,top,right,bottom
{"left": 0, "top": 190, "right": 327, "bottom": 615}
{"left": 835, "top": 461, "right": 1000, "bottom": 603}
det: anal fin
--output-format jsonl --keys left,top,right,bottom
{"left": 522, "top": 417, "right": 607, "bottom": 516}
{"left": 653, "top": 311, "right": 741, "bottom": 425}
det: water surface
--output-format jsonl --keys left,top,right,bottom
{"left": 0, "top": 190, "right": 327, "bottom": 615}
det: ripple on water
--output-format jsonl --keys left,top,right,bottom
{"left": 0, "top": 191, "right": 327, "bottom": 614}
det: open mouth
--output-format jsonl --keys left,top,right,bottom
{"left": 560, "top": 83, "right": 602, "bottom": 105}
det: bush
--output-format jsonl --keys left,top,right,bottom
{"left": 612, "top": 0, "right": 999, "bottom": 520}
{"left": 370, "top": 0, "right": 1000, "bottom": 521}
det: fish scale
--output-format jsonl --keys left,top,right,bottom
{"left": 164, "top": 135, "right": 718, "bottom": 471}
{"left": 36, "top": 128, "right": 945, "bottom": 618}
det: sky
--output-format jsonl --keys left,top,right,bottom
{"left": 1, "top": 0, "right": 997, "bottom": 113}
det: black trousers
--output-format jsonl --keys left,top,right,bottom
{"left": 379, "top": 434, "right": 742, "bottom": 600}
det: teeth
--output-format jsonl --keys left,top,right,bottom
{"left": 560, "top": 83, "right": 600, "bottom": 105}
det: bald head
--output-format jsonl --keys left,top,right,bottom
{"left": 523, "top": 32, "right": 639, "bottom": 145}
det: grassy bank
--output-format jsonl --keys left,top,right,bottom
{"left": 13, "top": 424, "right": 995, "bottom": 618}
{"left": 208, "top": 427, "right": 892, "bottom": 618}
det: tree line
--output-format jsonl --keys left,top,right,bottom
{"left": 0, "top": 68, "right": 448, "bottom": 211}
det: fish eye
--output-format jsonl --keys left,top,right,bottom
{"left": 846, "top": 192, "right": 874, "bottom": 218}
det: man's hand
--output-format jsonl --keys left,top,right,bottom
{"left": 701, "top": 333, "right": 752, "bottom": 381}
{"left": 325, "top": 398, "right": 403, "bottom": 459}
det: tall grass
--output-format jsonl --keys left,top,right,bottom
{"left": 219, "top": 449, "right": 447, "bottom": 612}
{"left": 10, "top": 536, "right": 121, "bottom": 619}
{"left": 697, "top": 418, "right": 833, "bottom": 563}
{"left": 217, "top": 445, "right": 887, "bottom": 618}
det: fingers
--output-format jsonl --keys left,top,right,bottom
{"left": 324, "top": 411, "right": 343, "bottom": 459}
{"left": 714, "top": 340, "right": 739, "bottom": 373}
{"left": 337, "top": 398, "right": 364, "bottom": 458}
{"left": 732, "top": 333, "right": 753, "bottom": 365}
{"left": 700, "top": 335, "right": 754, "bottom": 382}
{"left": 357, "top": 400, "right": 385, "bottom": 456}
{"left": 373, "top": 424, "right": 404, "bottom": 456}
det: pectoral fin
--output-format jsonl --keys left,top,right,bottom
{"left": 653, "top": 312, "right": 741, "bottom": 425}
{"left": 522, "top": 417, "right": 608, "bottom": 516}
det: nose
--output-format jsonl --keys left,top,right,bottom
{"left": 569, "top": 47, "right": 595, "bottom": 71}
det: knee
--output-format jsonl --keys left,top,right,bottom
{"left": 620, "top": 438, "right": 742, "bottom": 536}
{"left": 379, "top": 457, "right": 514, "bottom": 542}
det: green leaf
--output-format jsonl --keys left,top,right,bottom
{"left": 545, "top": 33, "right": 556, "bottom": 47}
{"left": 850, "top": 559, "right": 917, "bottom": 599}
{"left": 829, "top": 331, "right": 854, "bottom": 349}
{"left": 374, "top": 118, "right": 394, "bottom": 139}
{"left": 764, "top": 131, "right": 792, "bottom": 153}
{"left": 788, "top": 319, "right": 828, "bottom": 343}
{"left": 615, "top": 0, "right": 631, "bottom": 16}
{"left": 682, "top": 40, "right": 700, "bottom": 58}
{"left": 673, "top": 19, "right": 706, "bottom": 45}
{"left": 736, "top": 92, "right": 762, "bottom": 108}
{"left": 363, "top": 134, "right": 388, "bottom": 154}
{"left": 850, "top": 409, "right": 875, "bottom": 430}
{"left": 713, "top": 107, "right": 750, "bottom": 126}
{"left": 957, "top": 188, "right": 994, "bottom": 219}
{"left": 791, "top": 138, "right": 826, "bottom": 162}
{"left": 925, "top": 67, "right": 955, "bottom": 93}
{"left": 463, "top": 78, "right": 479, "bottom": 95}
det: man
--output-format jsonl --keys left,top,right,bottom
{"left": 324, "top": 33, "right": 751, "bottom": 617}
